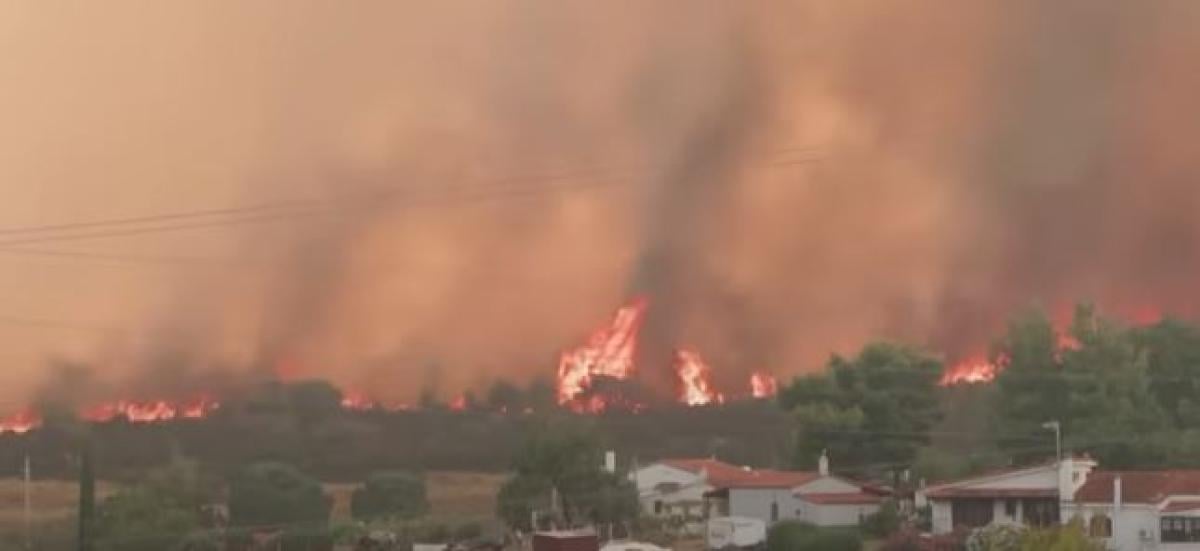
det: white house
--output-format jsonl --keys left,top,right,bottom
{"left": 918, "top": 456, "right": 1200, "bottom": 550}
{"left": 629, "top": 458, "right": 753, "bottom": 522}
{"left": 1068, "top": 469, "right": 1200, "bottom": 549}
{"left": 921, "top": 456, "right": 1096, "bottom": 535}
{"left": 703, "top": 453, "right": 884, "bottom": 528}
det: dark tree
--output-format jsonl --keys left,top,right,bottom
{"left": 350, "top": 471, "right": 429, "bottom": 521}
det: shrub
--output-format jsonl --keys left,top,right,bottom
{"left": 861, "top": 501, "right": 901, "bottom": 538}
{"left": 351, "top": 471, "right": 429, "bottom": 521}
{"left": 767, "top": 522, "right": 860, "bottom": 551}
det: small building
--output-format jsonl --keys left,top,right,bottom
{"left": 704, "top": 453, "right": 884, "bottom": 527}
{"left": 1068, "top": 469, "right": 1200, "bottom": 549}
{"left": 629, "top": 458, "right": 754, "bottom": 522}
{"left": 920, "top": 456, "right": 1096, "bottom": 535}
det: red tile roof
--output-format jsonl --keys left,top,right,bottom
{"left": 1076, "top": 470, "right": 1200, "bottom": 505}
{"left": 659, "top": 459, "right": 819, "bottom": 489}
{"left": 798, "top": 492, "right": 884, "bottom": 505}
{"left": 659, "top": 459, "right": 759, "bottom": 487}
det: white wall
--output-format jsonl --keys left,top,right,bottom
{"left": 631, "top": 464, "right": 699, "bottom": 493}
{"left": 807, "top": 503, "right": 880, "bottom": 527}
{"left": 931, "top": 501, "right": 953, "bottom": 534}
{"left": 729, "top": 488, "right": 805, "bottom": 525}
{"left": 1064, "top": 503, "right": 1159, "bottom": 551}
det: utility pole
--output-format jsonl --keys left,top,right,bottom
{"left": 23, "top": 455, "right": 31, "bottom": 551}
{"left": 76, "top": 441, "right": 95, "bottom": 551}
{"left": 1042, "top": 420, "right": 1062, "bottom": 462}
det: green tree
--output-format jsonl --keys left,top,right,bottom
{"left": 1135, "top": 318, "right": 1200, "bottom": 428}
{"left": 496, "top": 425, "right": 637, "bottom": 529}
{"left": 228, "top": 462, "right": 331, "bottom": 548}
{"left": 1018, "top": 521, "right": 1102, "bottom": 551}
{"left": 93, "top": 458, "right": 215, "bottom": 551}
{"left": 286, "top": 380, "right": 344, "bottom": 428}
{"left": 766, "top": 521, "right": 860, "bottom": 551}
{"left": 486, "top": 381, "right": 525, "bottom": 412}
{"left": 779, "top": 342, "right": 942, "bottom": 474}
{"left": 992, "top": 305, "right": 1169, "bottom": 466}
{"left": 350, "top": 471, "right": 429, "bottom": 521}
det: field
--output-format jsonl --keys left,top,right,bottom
{"left": 326, "top": 471, "right": 507, "bottom": 523}
{"left": 0, "top": 472, "right": 504, "bottom": 549}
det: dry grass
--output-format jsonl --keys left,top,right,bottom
{"left": 0, "top": 479, "right": 118, "bottom": 533}
{"left": 326, "top": 471, "right": 507, "bottom": 522}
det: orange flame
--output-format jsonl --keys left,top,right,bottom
{"left": 449, "top": 393, "right": 468, "bottom": 411}
{"left": 0, "top": 409, "right": 42, "bottom": 434}
{"left": 80, "top": 395, "right": 220, "bottom": 423}
{"left": 675, "top": 348, "right": 723, "bottom": 406}
{"left": 750, "top": 371, "right": 778, "bottom": 398}
{"left": 556, "top": 297, "right": 648, "bottom": 408}
{"left": 939, "top": 356, "right": 998, "bottom": 385}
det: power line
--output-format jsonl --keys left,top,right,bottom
{"left": 0, "top": 146, "right": 825, "bottom": 250}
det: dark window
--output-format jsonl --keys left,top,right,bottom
{"left": 654, "top": 500, "right": 662, "bottom": 514}
{"left": 1005, "top": 500, "right": 1017, "bottom": 517}
{"left": 1089, "top": 515, "right": 1112, "bottom": 538}
{"left": 1021, "top": 499, "right": 1060, "bottom": 527}
{"left": 951, "top": 499, "right": 994, "bottom": 529}
{"left": 1163, "top": 517, "right": 1200, "bottom": 543}
{"left": 770, "top": 502, "right": 779, "bottom": 522}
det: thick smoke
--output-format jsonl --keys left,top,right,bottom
{"left": 1, "top": 1, "right": 1199, "bottom": 408}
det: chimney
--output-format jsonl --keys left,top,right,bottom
{"left": 1114, "top": 475, "right": 1122, "bottom": 512}
{"left": 818, "top": 450, "right": 829, "bottom": 477}
{"left": 604, "top": 451, "right": 616, "bottom": 474}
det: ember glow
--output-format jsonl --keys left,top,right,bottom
{"left": 80, "top": 395, "right": 220, "bottom": 423}
{"left": 940, "top": 356, "right": 999, "bottom": 386}
{"left": 556, "top": 297, "right": 647, "bottom": 408}
{"left": 750, "top": 371, "right": 778, "bottom": 398}
{"left": 0, "top": 409, "right": 41, "bottom": 435}
{"left": 675, "top": 349, "right": 724, "bottom": 406}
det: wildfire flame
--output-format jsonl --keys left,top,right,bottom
{"left": 0, "top": 409, "right": 41, "bottom": 435}
{"left": 750, "top": 371, "right": 778, "bottom": 398}
{"left": 675, "top": 348, "right": 723, "bottom": 406}
{"left": 556, "top": 297, "right": 647, "bottom": 409}
{"left": 940, "top": 356, "right": 998, "bottom": 385}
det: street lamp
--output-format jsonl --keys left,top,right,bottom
{"left": 1042, "top": 420, "right": 1061, "bottom": 462}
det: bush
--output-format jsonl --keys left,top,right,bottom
{"left": 351, "top": 471, "right": 430, "bottom": 521}
{"left": 880, "top": 529, "right": 923, "bottom": 551}
{"left": 861, "top": 501, "right": 901, "bottom": 538}
{"left": 767, "top": 522, "right": 860, "bottom": 551}
{"left": 966, "top": 524, "right": 1023, "bottom": 551}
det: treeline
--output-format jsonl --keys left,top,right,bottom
{"left": 779, "top": 303, "right": 1200, "bottom": 484}
{"left": 0, "top": 382, "right": 790, "bottom": 482}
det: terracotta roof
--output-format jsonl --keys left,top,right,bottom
{"left": 1076, "top": 470, "right": 1200, "bottom": 505}
{"left": 925, "top": 488, "right": 1058, "bottom": 499}
{"left": 721, "top": 469, "right": 820, "bottom": 489}
{"left": 798, "top": 492, "right": 883, "bottom": 505}
{"left": 658, "top": 459, "right": 819, "bottom": 489}
{"left": 658, "top": 459, "right": 757, "bottom": 487}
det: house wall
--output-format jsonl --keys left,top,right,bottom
{"left": 808, "top": 503, "right": 880, "bottom": 527}
{"left": 631, "top": 464, "right": 698, "bottom": 493}
{"left": 729, "top": 488, "right": 805, "bottom": 525}
{"left": 1065, "top": 503, "right": 1159, "bottom": 551}
{"left": 931, "top": 500, "right": 953, "bottom": 534}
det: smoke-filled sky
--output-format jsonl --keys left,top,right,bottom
{"left": 1, "top": 1, "right": 1198, "bottom": 408}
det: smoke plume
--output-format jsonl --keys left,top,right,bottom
{"left": 1, "top": 1, "right": 1198, "bottom": 407}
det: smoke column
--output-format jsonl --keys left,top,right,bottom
{"left": 0, "top": 1, "right": 1198, "bottom": 407}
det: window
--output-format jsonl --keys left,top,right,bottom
{"left": 654, "top": 500, "right": 662, "bottom": 514}
{"left": 952, "top": 499, "right": 994, "bottom": 529}
{"left": 1162, "top": 516, "right": 1200, "bottom": 543}
{"left": 1088, "top": 514, "right": 1112, "bottom": 538}
{"left": 770, "top": 502, "right": 779, "bottom": 522}
{"left": 1022, "top": 499, "right": 1060, "bottom": 527}
{"left": 1005, "top": 499, "right": 1017, "bottom": 518}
